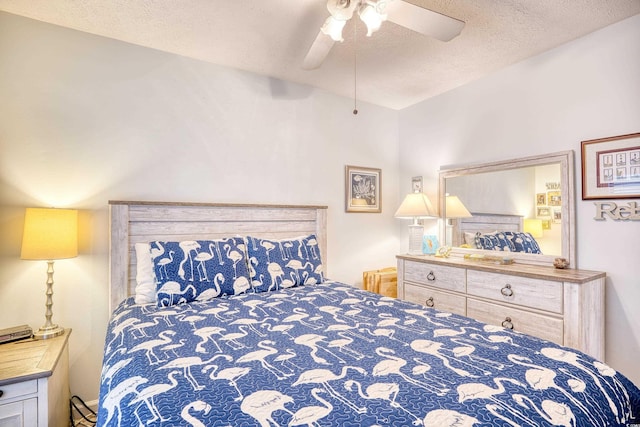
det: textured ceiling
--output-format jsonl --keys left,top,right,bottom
{"left": 1, "top": 1, "right": 638, "bottom": 110}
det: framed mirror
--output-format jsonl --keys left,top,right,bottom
{"left": 438, "top": 151, "right": 576, "bottom": 267}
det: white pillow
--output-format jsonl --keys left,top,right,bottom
{"left": 134, "top": 243, "right": 156, "bottom": 304}
{"left": 463, "top": 232, "right": 478, "bottom": 246}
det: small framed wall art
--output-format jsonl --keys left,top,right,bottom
{"left": 411, "top": 176, "right": 423, "bottom": 193}
{"left": 422, "top": 235, "right": 440, "bottom": 255}
{"left": 345, "top": 165, "right": 382, "bottom": 213}
{"left": 581, "top": 132, "right": 640, "bottom": 199}
{"left": 547, "top": 191, "right": 561, "bottom": 206}
{"left": 537, "top": 207, "right": 551, "bottom": 217}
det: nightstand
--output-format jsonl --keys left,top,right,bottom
{"left": 0, "top": 329, "right": 70, "bottom": 426}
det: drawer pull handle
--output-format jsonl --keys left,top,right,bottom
{"left": 426, "top": 271, "right": 436, "bottom": 282}
{"left": 425, "top": 297, "right": 434, "bottom": 308}
{"left": 0, "top": 390, "right": 3, "bottom": 398}
{"left": 500, "top": 284, "right": 514, "bottom": 297}
{"left": 502, "top": 317, "right": 514, "bottom": 330}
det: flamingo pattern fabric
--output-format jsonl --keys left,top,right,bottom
{"left": 474, "top": 231, "right": 542, "bottom": 254}
{"left": 97, "top": 282, "right": 640, "bottom": 426}
{"left": 245, "top": 234, "right": 324, "bottom": 292}
{"left": 150, "top": 238, "right": 251, "bottom": 306}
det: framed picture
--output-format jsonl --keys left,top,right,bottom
{"left": 411, "top": 176, "right": 423, "bottom": 193}
{"left": 547, "top": 191, "right": 561, "bottom": 206}
{"left": 537, "top": 207, "right": 550, "bottom": 217}
{"left": 422, "top": 235, "right": 439, "bottom": 255}
{"left": 553, "top": 209, "right": 562, "bottom": 223}
{"left": 581, "top": 132, "right": 640, "bottom": 199}
{"left": 536, "top": 193, "right": 546, "bottom": 206}
{"left": 345, "top": 165, "right": 382, "bottom": 213}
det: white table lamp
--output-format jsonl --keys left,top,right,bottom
{"left": 395, "top": 193, "right": 437, "bottom": 255}
{"left": 21, "top": 208, "right": 78, "bottom": 339}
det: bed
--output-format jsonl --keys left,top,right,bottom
{"left": 97, "top": 201, "right": 640, "bottom": 426}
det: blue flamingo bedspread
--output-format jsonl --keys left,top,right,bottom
{"left": 97, "top": 282, "right": 640, "bottom": 426}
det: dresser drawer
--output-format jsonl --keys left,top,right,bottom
{"left": 0, "top": 379, "right": 37, "bottom": 403}
{"left": 404, "top": 283, "right": 466, "bottom": 316}
{"left": 467, "top": 298, "right": 563, "bottom": 344}
{"left": 403, "top": 261, "right": 466, "bottom": 292}
{"left": 467, "top": 270, "right": 562, "bottom": 314}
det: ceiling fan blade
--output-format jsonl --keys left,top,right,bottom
{"left": 302, "top": 30, "right": 336, "bottom": 70}
{"left": 385, "top": 0, "right": 464, "bottom": 42}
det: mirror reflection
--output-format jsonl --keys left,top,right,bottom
{"left": 439, "top": 151, "right": 575, "bottom": 266}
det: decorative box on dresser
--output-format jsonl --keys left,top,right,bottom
{"left": 397, "top": 255, "right": 606, "bottom": 361}
{"left": 0, "top": 329, "right": 70, "bottom": 427}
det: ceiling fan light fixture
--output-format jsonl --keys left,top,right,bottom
{"left": 304, "top": 0, "right": 464, "bottom": 70}
{"left": 321, "top": 15, "right": 347, "bottom": 42}
{"left": 358, "top": 1, "right": 387, "bottom": 37}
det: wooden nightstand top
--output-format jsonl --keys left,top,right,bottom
{"left": 0, "top": 329, "right": 71, "bottom": 386}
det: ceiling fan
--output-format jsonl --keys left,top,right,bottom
{"left": 303, "top": 0, "right": 465, "bottom": 70}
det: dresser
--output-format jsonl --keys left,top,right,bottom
{"left": 397, "top": 255, "right": 605, "bottom": 360}
{"left": 0, "top": 329, "right": 70, "bottom": 427}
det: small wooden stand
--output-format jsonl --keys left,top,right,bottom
{"left": 363, "top": 267, "right": 398, "bottom": 298}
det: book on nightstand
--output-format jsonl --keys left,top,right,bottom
{"left": 0, "top": 324, "right": 33, "bottom": 344}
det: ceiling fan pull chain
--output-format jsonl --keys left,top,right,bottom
{"left": 353, "top": 19, "right": 358, "bottom": 115}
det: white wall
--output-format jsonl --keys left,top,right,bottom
{"left": 0, "top": 12, "right": 401, "bottom": 400}
{"left": 399, "top": 15, "right": 640, "bottom": 385}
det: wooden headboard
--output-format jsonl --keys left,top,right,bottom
{"left": 450, "top": 212, "right": 523, "bottom": 247}
{"left": 108, "top": 201, "right": 328, "bottom": 313}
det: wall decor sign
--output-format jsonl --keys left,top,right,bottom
{"left": 581, "top": 132, "right": 640, "bottom": 199}
{"left": 593, "top": 201, "right": 640, "bottom": 220}
{"left": 345, "top": 165, "right": 382, "bottom": 213}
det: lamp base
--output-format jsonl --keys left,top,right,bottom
{"left": 33, "top": 324, "right": 65, "bottom": 340}
{"left": 407, "top": 224, "right": 424, "bottom": 255}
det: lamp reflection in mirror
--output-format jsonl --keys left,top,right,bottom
{"left": 524, "top": 218, "right": 544, "bottom": 238}
{"left": 395, "top": 193, "right": 436, "bottom": 255}
{"left": 21, "top": 208, "right": 78, "bottom": 339}
{"left": 445, "top": 194, "right": 472, "bottom": 245}
{"left": 445, "top": 195, "right": 472, "bottom": 223}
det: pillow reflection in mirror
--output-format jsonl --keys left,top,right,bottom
{"left": 475, "top": 232, "right": 514, "bottom": 251}
{"left": 475, "top": 231, "right": 542, "bottom": 254}
{"left": 464, "top": 231, "right": 498, "bottom": 248}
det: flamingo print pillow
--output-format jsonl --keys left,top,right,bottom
{"left": 245, "top": 234, "right": 324, "bottom": 293}
{"left": 150, "top": 237, "right": 252, "bottom": 306}
{"left": 475, "top": 231, "right": 542, "bottom": 254}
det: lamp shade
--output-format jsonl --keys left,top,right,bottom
{"left": 359, "top": 3, "right": 385, "bottom": 36}
{"left": 445, "top": 195, "right": 472, "bottom": 218}
{"left": 321, "top": 15, "right": 347, "bottom": 41}
{"left": 524, "top": 218, "right": 544, "bottom": 238}
{"left": 394, "top": 193, "right": 436, "bottom": 219}
{"left": 21, "top": 208, "right": 78, "bottom": 260}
